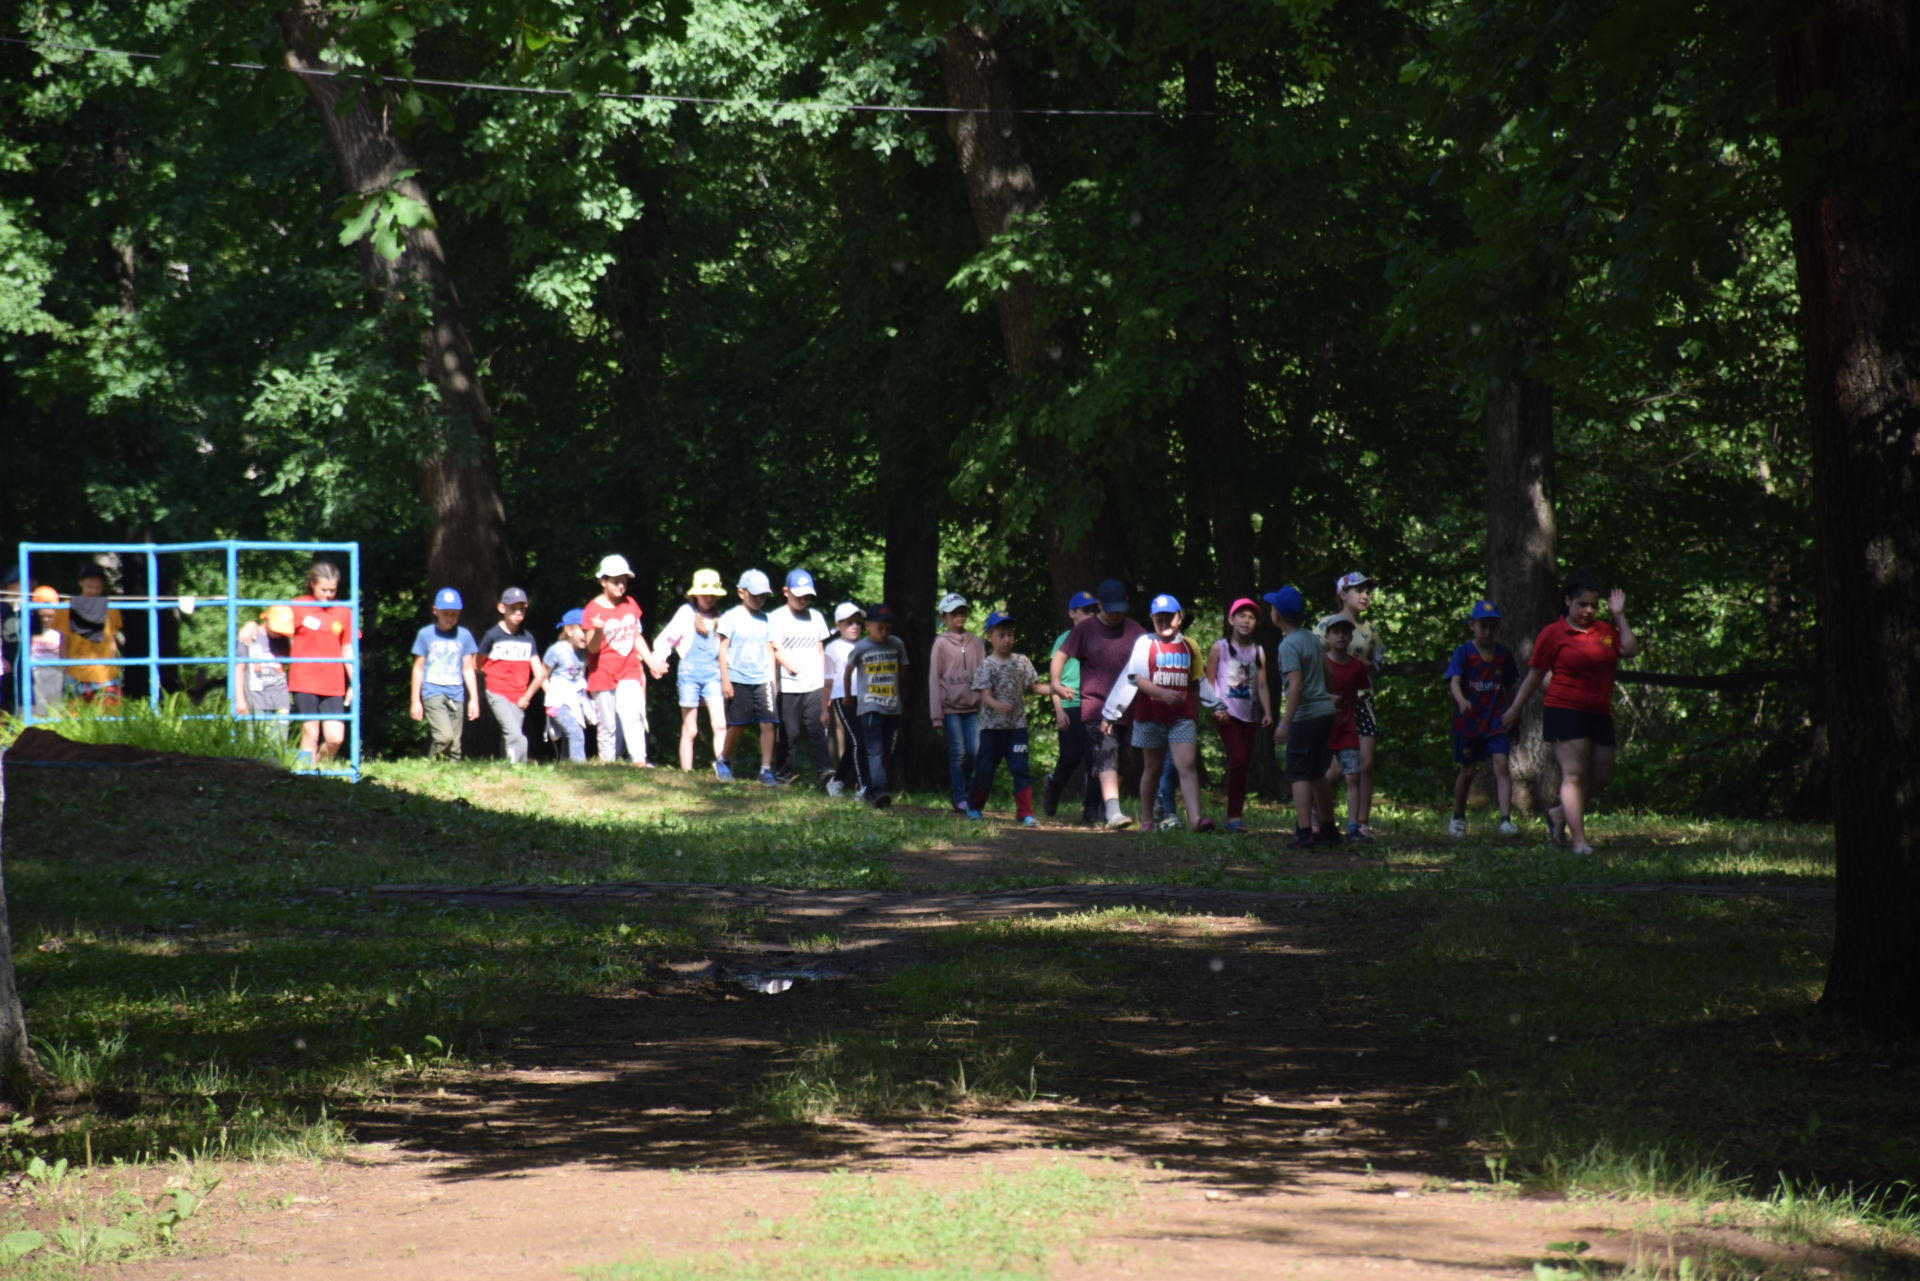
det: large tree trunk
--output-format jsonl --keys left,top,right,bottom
{"left": 883, "top": 458, "right": 943, "bottom": 792}
{"left": 277, "top": 4, "right": 513, "bottom": 632}
{"left": 1774, "top": 1, "right": 1920, "bottom": 1032}
{"left": 939, "top": 20, "right": 1131, "bottom": 608}
{"left": 1485, "top": 375, "right": 1561, "bottom": 814}
{"left": 0, "top": 760, "right": 52, "bottom": 1106}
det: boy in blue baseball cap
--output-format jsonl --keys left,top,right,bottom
{"left": 1266, "top": 585, "right": 1339, "bottom": 848}
{"left": 543, "top": 608, "right": 594, "bottom": 762}
{"left": 964, "top": 610, "right": 1054, "bottom": 824}
{"left": 1445, "top": 599, "right": 1520, "bottom": 837}
{"left": 409, "top": 587, "right": 479, "bottom": 760}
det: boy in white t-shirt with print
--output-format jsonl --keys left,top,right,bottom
{"left": 769, "top": 568, "right": 835, "bottom": 788}
{"left": 822, "top": 602, "right": 865, "bottom": 798}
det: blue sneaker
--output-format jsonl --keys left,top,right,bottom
{"left": 1019, "top": 815, "right": 1038, "bottom": 828}
{"left": 964, "top": 808, "right": 984, "bottom": 820}
{"left": 714, "top": 760, "right": 733, "bottom": 781}
{"left": 758, "top": 767, "right": 780, "bottom": 786}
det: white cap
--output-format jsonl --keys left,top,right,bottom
{"left": 738, "top": 568, "right": 773, "bottom": 596}
{"left": 937, "top": 592, "right": 970, "bottom": 614}
{"left": 833, "top": 601, "right": 864, "bottom": 623}
{"left": 596, "top": 553, "right": 633, "bottom": 579}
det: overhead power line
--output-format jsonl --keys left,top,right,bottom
{"left": 0, "top": 35, "right": 1172, "bottom": 119}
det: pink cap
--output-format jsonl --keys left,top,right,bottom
{"left": 1228, "top": 597, "right": 1259, "bottom": 617}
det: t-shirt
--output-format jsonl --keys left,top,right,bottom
{"left": 657, "top": 602, "right": 722, "bottom": 680}
{"left": 1277, "top": 627, "right": 1334, "bottom": 723}
{"left": 244, "top": 630, "right": 290, "bottom": 694}
{"left": 412, "top": 624, "right": 477, "bottom": 701}
{"left": 847, "top": 635, "right": 909, "bottom": 716}
{"left": 768, "top": 606, "right": 831, "bottom": 694}
{"left": 1050, "top": 629, "right": 1082, "bottom": 712}
{"left": 543, "top": 639, "right": 590, "bottom": 721}
{"left": 1445, "top": 641, "right": 1519, "bottom": 737}
{"left": 1324, "top": 653, "right": 1373, "bottom": 751}
{"left": 53, "top": 605, "right": 124, "bottom": 685}
{"left": 1122, "top": 634, "right": 1200, "bottom": 725}
{"left": 479, "top": 624, "right": 540, "bottom": 701}
{"left": 1530, "top": 618, "right": 1622, "bottom": 715}
{"left": 583, "top": 597, "right": 644, "bottom": 690}
{"left": 717, "top": 604, "right": 774, "bottom": 686}
{"left": 972, "top": 653, "right": 1039, "bottom": 730}
{"left": 824, "top": 636, "right": 857, "bottom": 698}
{"left": 1058, "top": 615, "right": 1148, "bottom": 723}
{"left": 290, "top": 596, "right": 354, "bottom": 697}
{"left": 1211, "top": 637, "right": 1262, "bottom": 723}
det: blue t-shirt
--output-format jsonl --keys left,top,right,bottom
{"left": 1445, "top": 641, "right": 1518, "bottom": 738}
{"left": 717, "top": 604, "right": 774, "bottom": 685}
{"left": 412, "top": 624, "right": 477, "bottom": 701}
{"left": 1277, "top": 628, "right": 1334, "bottom": 722}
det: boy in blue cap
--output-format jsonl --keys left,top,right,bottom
{"left": 1445, "top": 600, "right": 1520, "bottom": 836}
{"left": 544, "top": 608, "right": 594, "bottom": 762}
{"left": 965, "top": 610, "right": 1053, "bottom": 824}
{"left": 409, "top": 587, "right": 479, "bottom": 760}
{"left": 1267, "top": 585, "right": 1339, "bottom": 848}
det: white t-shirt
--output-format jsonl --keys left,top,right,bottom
{"left": 824, "top": 636, "right": 857, "bottom": 699}
{"left": 767, "top": 606, "right": 831, "bottom": 694}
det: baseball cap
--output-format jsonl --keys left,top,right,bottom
{"left": 264, "top": 604, "right": 296, "bottom": 636}
{"left": 1095, "top": 578, "right": 1129, "bottom": 612}
{"left": 500, "top": 586, "right": 529, "bottom": 606}
{"left": 1319, "top": 612, "right": 1355, "bottom": 632}
{"left": 31, "top": 585, "right": 59, "bottom": 604}
{"left": 1335, "top": 571, "right": 1375, "bottom": 594}
{"left": 557, "top": 607, "right": 585, "bottom": 629}
{"left": 983, "top": 610, "right": 1014, "bottom": 630}
{"left": 1067, "top": 590, "right": 1098, "bottom": 612}
{"left": 1262, "top": 586, "right": 1305, "bottom": 618}
{"left": 1149, "top": 593, "right": 1182, "bottom": 617}
{"left": 77, "top": 563, "right": 107, "bottom": 582}
{"left": 866, "top": 603, "right": 895, "bottom": 622}
{"left": 1228, "top": 597, "right": 1259, "bottom": 618}
{"left": 785, "top": 568, "right": 817, "bottom": 596}
{"left": 597, "top": 553, "right": 633, "bottom": 579}
{"left": 1469, "top": 599, "right": 1504, "bottom": 621}
{"left": 738, "top": 568, "right": 773, "bottom": 596}
{"left": 433, "top": 586, "right": 463, "bottom": 611}
{"left": 687, "top": 568, "right": 725, "bottom": 597}
{"left": 833, "top": 601, "right": 865, "bottom": 624}
{"left": 937, "top": 592, "right": 969, "bottom": 614}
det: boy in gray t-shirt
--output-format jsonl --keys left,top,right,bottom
{"left": 1266, "top": 585, "right": 1339, "bottom": 850}
{"left": 843, "top": 605, "right": 909, "bottom": 807}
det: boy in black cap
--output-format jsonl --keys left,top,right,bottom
{"left": 479, "top": 586, "right": 548, "bottom": 764}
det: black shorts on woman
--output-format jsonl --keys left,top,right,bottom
{"left": 1541, "top": 706, "right": 1615, "bottom": 747}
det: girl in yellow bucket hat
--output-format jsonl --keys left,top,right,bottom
{"left": 654, "top": 569, "right": 730, "bottom": 772}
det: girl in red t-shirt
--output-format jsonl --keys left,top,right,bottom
{"left": 1503, "top": 571, "right": 1639, "bottom": 853}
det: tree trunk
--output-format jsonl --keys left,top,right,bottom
{"left": 883, "top": 445, "right": 942, "bottom": 791}
{"left": 0, "top": 759, "right": 52, "bottom": 1106}
{"left": 277, "top": 4, "right": 513, "bottom": 633}
{"left": 939, "top": 20, "right": 1131, "bottom": 609}
{"left": 1774, "top": 1, "right": 1920, "bottom": 1032}
{"left": 1485, "top": 375, "right": 1561, "bottom": 814}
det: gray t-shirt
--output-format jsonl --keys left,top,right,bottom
{"left": 847, "top": 636, "right": 909, "bottom": 716}
{"left": 1278, "top": 628, "right": 1335, "bottom": 722}
{"left": 972, "top": 653, "right": 1038, "bottom": 730}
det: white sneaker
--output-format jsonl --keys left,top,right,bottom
{"left": 1446, "top": 816, "right": 1468, "bottom": 838}
{"left": 826, "top": 779, "right": 845, "bottom": 799}
{"left": 1497, "top": 818, "right": 1520, "bottom": 836}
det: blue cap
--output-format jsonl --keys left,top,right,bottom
{"left": 1262, "top": 586, "right": 1305, "bottom": 618}
{"left": 1469, "top": 599, "right": 1503, "bottom": 621}
{"left": 558, "top": 607, "right": 584, "bottom": 629}
{"left": 866, "top": 603, "right": 895, "bottom": 622}
{"left": 984, "top": 610, "right": 1014, "bottom": 630}
{"left": 1095, "top": 578, "right": 1129, "bottom": 612}
{"left": 433, "top": 587, "right": 463, "bottom": 611}
{"left": 1148, "top": 593, "right": 1182, "bottom": 617}
{"left": 1067, "top": 590, "right": 1097, "bottom": 612}
{"left": 785, "top": 568, "right": 817, "bottom": 595}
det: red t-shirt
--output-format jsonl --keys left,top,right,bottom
{"left": 583, "top": 598, "right": 644, "bottom": 691}
{"left": 479, "top": 624, "right": 539, "bottom": 701}
{"left": 1133, "top": 637, "right": 1199, "bottom": 725}
{"left": 1324, "top": 653, "right": 1372, "bottom": 751}
{"left": 287, "top": 596, "right": 354, "bottom": 696}
{"left": 1529, "top": 617, "right": 1621, "bottom": 715}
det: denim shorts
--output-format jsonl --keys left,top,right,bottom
{"left": 1130, "top": 717, "right": 1198, "bottom": 750}
{"left": 678, "top": 673, "right": 722, "bottom": 708}
{"left": 1334, "top": 746, "right": 1361, "bottom": 775}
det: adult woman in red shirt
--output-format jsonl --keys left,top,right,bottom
{"left": 1502, "top": 571, "right": 1639, "bottom": 854}
{"left": 288, "top": 561, "right": 356, "bottom": 769}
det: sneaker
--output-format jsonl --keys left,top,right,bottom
{"left": 1447, "top": 816, "right": 1468, "bottom": 838}
{"left": 1139, "top": 818, "right": 1155, "bottom": 833}
{"left": 1497, "top": 818, "right": 1520, "bottom": 836}
{"left": 826, "top": 779, "right": 846, "bottom": 799}
{"left": 1351, "top": 824, "right": 1376, "bottom": 842}
{"left": 1194, "top": 818, "right": 1217, "bottom": 833}
{"left": 1018, "top": 815, "right": 1038, "bottom": 828}
{"left": 951, "top": 801, "right": 969, "bottom": 817}
{"left": 1225, "top": 818, "right": 1249, "bottom": 835}
{"left": 1318, "top": 825, "right": 1343, "bottom": 847}
{"left": 964, "top": 807, "right": 983, "bottom": 820}
{"left": 758, "top": 767, "right": 780, "bottom": 786}
{"left": 1286, "top": 830, "right": 1316, "bottom": 851}
{"left": 869, "top": 792, "right": 893, "bottom": 809}
{"left": 1571, "top": 843, "right": 1595, "bottom": 855}
{"left": 1105, "top": 812, "right": 1134, "bottom": 831}
{"left": 1041, "top": 774, "right": 1063, "bottom": 817}
{"left": 713, "top": 760, "right": 734, "bottom": 782}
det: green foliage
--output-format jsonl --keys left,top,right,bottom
{"left": 30, "top": 691, "right": 297, "bottom": 766}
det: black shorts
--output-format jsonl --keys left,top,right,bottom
{"left": 725, "top": 681, "right": 777, "bottom": 726}
{"left": 1285, "top": 714, "right": 1335, "bottom": 781}
{"left": 1541, "top": 706, "right": 1615, "bottom": 746}
{"left": 293, "top": 691, "right": 346, "bottom": 717}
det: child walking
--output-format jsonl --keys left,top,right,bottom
{"left": 1206, "top": 598, "right": 1272, "bottom": 834}
{"left": 1042, "top": 591, "right": 1100, "bottom": 820}
{"left": 655, "top": 569, "right": 727, "bottom": 772}
{"left": 1320, "top": 571, "right": 1386, "bottom": 839}
{"left": 822, "top": 602, "right": 866, "bottom": 798}
{"left": 1268, "top": 585, "right": 1340, "bottom": 849}
{"left": 770, "top": 568, "right": 834, "bottom": 787}
{"left": 717, "top": 568, "right": 781, "bottom": 785}
{"left": 292, "top": 561, "right": 356, "bottom": 768}
{"left": 844, "top": 603, "right": 909, "bottom": 807}
{"left": 1108, "top": 594, "right": 1214, "bottom": 832}
{"left": 964, "top": 611, "right": 1052, "bottom": 825}
{"left": 1321, "top": 615, "right": 1373, "bottom": 834}
{"left": 1445, "top": 600, "right": 1521, "bottom": 836}
{"left": 543, "top": 609, "right": 594, "bottom": 763}
{"left": 409, "top": 586, "right": 479, "bottom": 760}
{"left": 479, "top": 586, "right": 548, "bottom": 764}
{"left": 28, "top": 586, "right": 65, "bottom": 717}
{"left": 583, "top": 554, "right": 657, "bottom": 766}
{"left": 233, "top": 604, "right": 295, "bottom": 739}
{"left": 929, "top": 593, "right": 984, "bottom": 814}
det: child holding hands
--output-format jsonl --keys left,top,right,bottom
{"left": 964, "top": 610, "right": 1053, "bottom": 825}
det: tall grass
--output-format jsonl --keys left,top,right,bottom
{"left": 22, "top": 691, "right": 295, "bottom": 766}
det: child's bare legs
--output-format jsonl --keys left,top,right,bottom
{"left": 1137, "top": 746, "right": 1165, "bottom": 825}
{"left": 677, "top": 706, "right": 701, "bottom": 770}
{"left": 1355, "top": 734, "right": 1376, "bottom": 827}
{"left": 705, "top": 694, "right": 726, "bottom": 766}
{"left": 757, "top": 722, "right": 776, "bottom": 773}
{"left": 1552, "top": 737, "right": 1615, "bottom": 851}
{"left": 299, "top": 719, "right": 321, "bottom": 763}
{"left": 1490, "top": 752, "right": 1514, "bottom": 817}
{"left": 314, "top": 718, "right": 345, "bottom": 765}
{"left": 1452, "top": 761, "right": 1477, "bottom": 816}
{"left": 1171, "top": 741, "right": 1203, "bottom": 828}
